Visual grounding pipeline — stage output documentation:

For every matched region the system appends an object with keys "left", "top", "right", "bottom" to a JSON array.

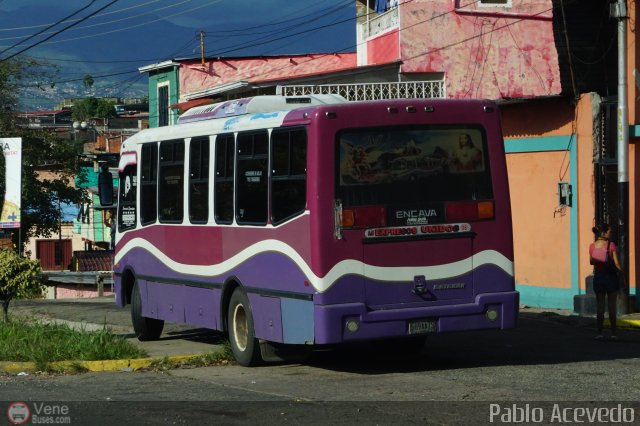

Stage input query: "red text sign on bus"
[{"left": 365, "top": 223, "right": 471, "bottom": 239}]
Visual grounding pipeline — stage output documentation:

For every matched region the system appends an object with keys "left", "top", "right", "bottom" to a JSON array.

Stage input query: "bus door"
[{"left": 337, "top": 126, "right": 493, "bottom": 308}]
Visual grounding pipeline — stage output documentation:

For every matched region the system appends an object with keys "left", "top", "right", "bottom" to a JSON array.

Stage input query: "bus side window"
[
  {"left": 189, "top": 136, "right": 209, "bottom": 224},
  {"left": 158, "top": 140, "right": 185, "bottom": 223},
  {"left": 271, "top": 128, "right": 307, "bottom": 225},
  {"left": 236, "top": 131, "right": 268, "bottom": 225},
  {"left": 214, "top": 134, "right": 235, "bottom": 224},
  {"left": 140, "top": 143, "right": 158, "bottom": 225}
]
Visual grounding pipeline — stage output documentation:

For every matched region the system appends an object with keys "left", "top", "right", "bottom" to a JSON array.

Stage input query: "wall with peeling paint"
[
  {"left": 179, "top": 54, "right": 357, "bottom": 101},
  {"left": 392, "top": 0, "right": 561, "bottom": 99}
]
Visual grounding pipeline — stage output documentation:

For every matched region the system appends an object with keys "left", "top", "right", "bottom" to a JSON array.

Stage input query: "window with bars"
[{"left": 158, "top": 85, "right": 169, "bottom": 127}]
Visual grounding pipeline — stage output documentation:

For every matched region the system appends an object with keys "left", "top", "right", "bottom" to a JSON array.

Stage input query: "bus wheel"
[
  {"left": 228, "top": 288, "right": 262, "bottom": 366},
  {"left": 131, "top": 279, "right": 164, "bottom": 341}
]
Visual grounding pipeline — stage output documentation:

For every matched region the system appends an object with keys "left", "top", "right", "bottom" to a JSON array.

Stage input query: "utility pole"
[
  {"left": 200, "top": 30, "right": 205, "bottom": 68},
  {"left": 612, "top": 0, "right": 630, "bottom": 313}
]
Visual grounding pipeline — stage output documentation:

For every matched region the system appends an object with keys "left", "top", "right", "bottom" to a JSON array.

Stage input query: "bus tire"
[
  {"left": 228, "top": 288, "right": 262, "bottom": 366},
  {"left": 131, "top": 279, "right": 164, "bottom": 341}
]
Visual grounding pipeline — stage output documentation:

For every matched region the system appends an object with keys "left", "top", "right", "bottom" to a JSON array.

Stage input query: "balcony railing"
[
  {"left": 279, "top": 81, "right": 446, "bottom": 102},
  {"left": 365, "top": 6, "right": 399, "bottom": 39}
]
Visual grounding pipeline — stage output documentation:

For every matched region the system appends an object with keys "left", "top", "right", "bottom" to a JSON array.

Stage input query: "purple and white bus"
[{"left": 102, "top": 95, "right": 518, "bottom": 366}]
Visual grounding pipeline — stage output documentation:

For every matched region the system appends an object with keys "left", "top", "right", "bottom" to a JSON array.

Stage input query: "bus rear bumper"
[{"left": 314, "top": 291, "right": 519, "bottom": 345}]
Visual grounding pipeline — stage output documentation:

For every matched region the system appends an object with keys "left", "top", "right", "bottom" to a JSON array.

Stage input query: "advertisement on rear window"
[
  {"left": 339, "top": 128, "right": 485, "bottom": 186},
  {"left": 337, "top": 127, "right": 493, "bottom": 221}
]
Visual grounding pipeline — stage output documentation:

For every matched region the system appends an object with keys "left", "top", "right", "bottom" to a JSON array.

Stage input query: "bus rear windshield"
[{"left": 337, "top": 126, "right": 493, "bottom": 221}]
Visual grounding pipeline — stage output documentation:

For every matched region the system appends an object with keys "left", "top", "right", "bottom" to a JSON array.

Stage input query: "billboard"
[{"left": 0, "top": 138, "right": 21, "bottom": 229}]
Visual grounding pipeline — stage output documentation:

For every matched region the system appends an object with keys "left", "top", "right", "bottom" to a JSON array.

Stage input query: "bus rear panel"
[{"left": 306, "top": 99, "right": 517, "bottom": 344}]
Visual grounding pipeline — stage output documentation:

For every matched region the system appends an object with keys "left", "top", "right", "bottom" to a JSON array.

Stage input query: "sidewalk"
[
  {"left": 520, "top": 305, "right": 640, "bottom": 329},
  {"left": 3, "top": 297, "right": 225, "bottom": 373}
]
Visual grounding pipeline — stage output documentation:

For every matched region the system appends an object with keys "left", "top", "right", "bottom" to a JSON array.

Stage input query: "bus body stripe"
[{"left": 115, "top": 238, "right": 513, "bottom": 293}]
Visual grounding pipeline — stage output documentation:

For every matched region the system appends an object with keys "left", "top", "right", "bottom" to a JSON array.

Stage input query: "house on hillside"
[
  {"left": 14, "top": 109, "right": 73, "bottom": 129},
  {"left": 137, "top": 0, "right": 640, "bottom": 311}
]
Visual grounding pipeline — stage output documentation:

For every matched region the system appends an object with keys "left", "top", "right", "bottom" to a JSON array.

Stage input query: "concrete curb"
[
  {"left": 614, "top": 317, "right": 640, "bottom": 329},
  {"left": 0, "top": 354, "right": 208, "bottom": 374}
]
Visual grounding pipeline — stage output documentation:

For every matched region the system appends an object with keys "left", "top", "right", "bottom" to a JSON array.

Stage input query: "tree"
[
  {"left": 17, "top": 128, "right": 88, "bottom": 253},
  {"left": 0, "top": 57, "right": 88, "bottom": 253},
  {"left": 0, "top": 248, "right": 44, "bottom": 322},
  {"left": 0, "top": 60, "right": 20, "bottom": 132},
  {"left": 0, "top": 57, "right": 59, "bottom": 135},
  {"left": 83, "top": 74, "right": 94, "bottom": 92},
  {"left": 72, "top": 97, "right": 116, "bottom": 121}
]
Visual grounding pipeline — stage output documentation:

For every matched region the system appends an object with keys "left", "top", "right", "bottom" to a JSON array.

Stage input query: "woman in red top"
[{"left": 589, "top": 224, "right": 622, "bottom": 340}]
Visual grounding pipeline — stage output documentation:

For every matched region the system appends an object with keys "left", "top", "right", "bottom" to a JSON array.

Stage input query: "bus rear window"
[{"left": 337, "top": 126, "right": 493, "bottom": 224}]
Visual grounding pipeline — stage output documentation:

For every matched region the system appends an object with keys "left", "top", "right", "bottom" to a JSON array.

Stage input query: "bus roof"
[
  {"left": 178, "top": 94, "right": 347, "bottom": 124},
  {"left": 122, "top": 97, "right": 500, "bottom": 152}
]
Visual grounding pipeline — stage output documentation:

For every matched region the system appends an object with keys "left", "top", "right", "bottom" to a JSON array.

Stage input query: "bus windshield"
[{"left": 337, "top": 125, "right": 493, "bottom": 223}]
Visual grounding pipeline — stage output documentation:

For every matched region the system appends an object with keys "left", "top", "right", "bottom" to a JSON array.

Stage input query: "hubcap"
[{"left": 232, "top": 303, "right": 248, "bottom": 351}]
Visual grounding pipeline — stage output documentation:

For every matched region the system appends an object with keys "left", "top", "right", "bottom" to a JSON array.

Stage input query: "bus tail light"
[
  {"left": 446, "top": 200, "right": 494, "bottom": 222},
  {"left": 342, "top": 206, "right": 386, "bottom": 229}
]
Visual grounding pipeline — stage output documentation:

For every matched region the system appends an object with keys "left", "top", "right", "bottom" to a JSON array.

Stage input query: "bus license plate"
[{"left": 408, "top": 319, "right": 436, "bottom": 335}]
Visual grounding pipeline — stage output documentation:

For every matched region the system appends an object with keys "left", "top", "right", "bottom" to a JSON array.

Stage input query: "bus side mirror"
[{"left": 98, "top": 171, "right": 114, "bottom": 206}]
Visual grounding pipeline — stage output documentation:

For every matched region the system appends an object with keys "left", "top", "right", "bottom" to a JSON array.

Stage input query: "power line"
[
  {"left": 204, "top": 9, "right": 355, "bottom": 57},
  {"left": 0, "top": 0, "right": 163, "bottom": 32},
  {"left": 22, "top": 0, "right": 350, "bottom": 64},
  {"left": 22, "top": 0, "right": 564, "bottom": 99},
  {"left": 24, "top": 0, "right": 221, "bottom": 47},
  {"left": 17, "top": 69, "right": 138, "bottom": 88},
  {"left": 0, "top": 0, "right": 121, "bottom": 62},
  {"left": 29, "top": 34, "right": 199, "bottom": 65},
  {"left": 18, "top": 1, "right": 356, "bottom": 88},
  {"left": 200, "top": 1, "right": 353, "bottom": 57},
  {"left": 203, "top": 0, "right": 352, "bottom": 36},
  {"left": 0, "top": 0, "right": 98, "bottom": 56},
  {"left": 19, "top": 0, "right": 449, "bottom": 90},
  {"left": 0, "top": 0, "right": 196, "bottom": 42}
]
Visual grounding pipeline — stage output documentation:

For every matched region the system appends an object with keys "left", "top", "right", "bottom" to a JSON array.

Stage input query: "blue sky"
[{"left": 0, "top": 0, "right": 355, "bottom": 108}]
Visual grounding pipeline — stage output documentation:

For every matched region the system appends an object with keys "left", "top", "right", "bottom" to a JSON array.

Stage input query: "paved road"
[{"left": 2, "top": 300, "right": 640, "bottom": 424}]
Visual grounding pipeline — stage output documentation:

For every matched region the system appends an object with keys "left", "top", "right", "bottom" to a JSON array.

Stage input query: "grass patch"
[{"left": 0, "top": 319, "right": 146, "bottom": 368}]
